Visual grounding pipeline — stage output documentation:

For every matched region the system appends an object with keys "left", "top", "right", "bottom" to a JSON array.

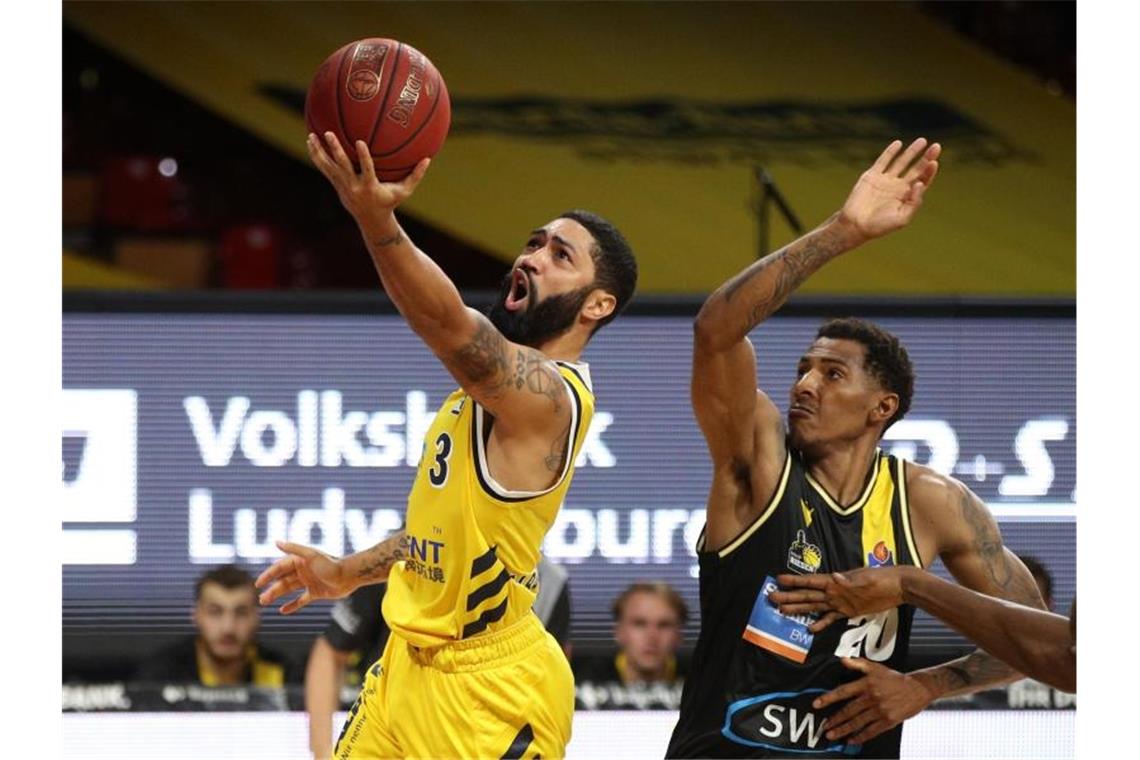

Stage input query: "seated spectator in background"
[
  {"left": 575, "top": 581, "right": 689, "bottom": 710},
  {"left": 1018, "top": 554, "right": 1055, "bottom": 611},
  {"left": 305, "top": 557, "right": 572, "bottom": 759},
  {"left": 136, "top": 564, "right": 293, "bottom": 687}
]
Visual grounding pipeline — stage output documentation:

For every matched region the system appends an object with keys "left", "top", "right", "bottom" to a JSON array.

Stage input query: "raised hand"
[
  {"left": 838, "top": 138, "right": 941, "bottom": 243},
  {"left": 772, "top": 566, "right": 911, "bottom": 633},
  {"left": 306, "top": 131, "right": 430, "bottom": 230},
  {"left": 255, "top": 540, "right": 356, "bottom": 615}
]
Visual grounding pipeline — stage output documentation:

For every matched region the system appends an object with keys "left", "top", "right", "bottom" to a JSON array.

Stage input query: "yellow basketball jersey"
[{"left": 382, "top": 361, "right": 595, "bottom": 647}]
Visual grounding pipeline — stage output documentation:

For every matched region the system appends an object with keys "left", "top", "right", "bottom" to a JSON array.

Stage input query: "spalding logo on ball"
[{"left": 305, "top": 38, "right": 451, "bottom": 181}]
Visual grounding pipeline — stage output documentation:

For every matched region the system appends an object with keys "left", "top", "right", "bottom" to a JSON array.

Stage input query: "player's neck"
[
  {"left": 534, "top": 328, "right": 587, "bottom": 363},
  {"left": 803, "top": 439, "right": 880, "bottom": 507}
]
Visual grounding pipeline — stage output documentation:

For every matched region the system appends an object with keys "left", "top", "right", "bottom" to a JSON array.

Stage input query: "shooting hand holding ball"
[{"left": 306, "top": 132, "right": 430, "bottom": 237}]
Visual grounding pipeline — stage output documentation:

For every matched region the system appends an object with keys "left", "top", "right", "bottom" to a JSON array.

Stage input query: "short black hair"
[
  {"left": 1018, "top": 554, "right": 1054, "bottom": 603},
  {"left": 194, "top": 564, "right": 255, "bottom": 601},
  {"left": 816, "top": 317, "right": 915, "bottom": 432},
  {"left": 557, "top": 209, "right": 638, "bottom": 333}
]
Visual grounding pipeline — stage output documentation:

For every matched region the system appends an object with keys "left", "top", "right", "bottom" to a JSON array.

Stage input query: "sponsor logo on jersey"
[
  {"left": 801, "top": 499, "right": 814, "bottom": 528},
  {"left": 722, "top": 688, "right": 862, "bottom": 754},
  {"left": 787, "top": 529, "right": 822, "bottom": 574},
  {"left": 867, "top": 540, "right": 894, "bottom": 567},
  {"left": 742, "top": 576, "right": 818, "bottom": 664}
]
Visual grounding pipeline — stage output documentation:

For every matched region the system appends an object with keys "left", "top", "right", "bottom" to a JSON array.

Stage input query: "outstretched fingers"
[
  {"left": 398, "top": 158, "right": 432, "bottom": 194},
  {"left": 255, "top": 554, "right": 297, "bottom": 589},
  {"left": 871, "top": 140, "right": 904, "bottom": 173},
  {"left": 280, "top": 590, "right": 314, "bottom": 615},
  {"left": 808, "top": 610, "right": 845, "bottom": 634},
  {"left": 355, "top": 140, "right": 377, "bottom": 181},
  {"left": 323, "top": 131, "right": 356, "bottom": 174},
  {"left": 888, "top": 137, "right": 929, "bottom": 177},
  {"left": 776, "top": 573, "right": 831, "bottom": 591},
  {"left": 306, "top": 133, "right": 339, "bottom": 181},
  {"left": 905, "top": 143, "right": 942, "bottom": 181},
  {"left": 258, "top": 574, "right": 303, "bottom": 607}
]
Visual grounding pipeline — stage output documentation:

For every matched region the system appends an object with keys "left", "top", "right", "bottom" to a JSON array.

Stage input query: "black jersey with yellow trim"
[{"left": 667, "top": 447, "right": 920, "bottom": 759}]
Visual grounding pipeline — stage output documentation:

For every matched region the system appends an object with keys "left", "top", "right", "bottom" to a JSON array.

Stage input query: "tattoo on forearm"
[
  {"left": 356, "top": 531, "right": 410, "bottom": 581},
  {"left": 933, "top": 649, "right": 1019, "bottom": 694},
  {"left": 720, "top": 222, "right": 844, "bottom": 334},
  {"left": 371, "top": 230, "right": 405, "bottom": 248}
]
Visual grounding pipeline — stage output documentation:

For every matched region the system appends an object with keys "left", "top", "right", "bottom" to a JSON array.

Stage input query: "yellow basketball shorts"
[{"left": 333, "top": 612, "right": 574, "bottom": 759}]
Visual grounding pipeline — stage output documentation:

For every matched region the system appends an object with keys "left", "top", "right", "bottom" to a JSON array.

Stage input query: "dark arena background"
[{"left": 61, "top": 2, "right": 1075, "bottom": 758}]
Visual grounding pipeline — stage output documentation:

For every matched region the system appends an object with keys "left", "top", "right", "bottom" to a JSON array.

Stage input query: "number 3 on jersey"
[
  {"left": 834, "top": 608, "right": 899, "bottom": 661},
  {"left": 428, "top": 432, "right": 453, "bottom": 487}
]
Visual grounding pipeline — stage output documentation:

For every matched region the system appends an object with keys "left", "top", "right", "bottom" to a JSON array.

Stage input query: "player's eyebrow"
[
  {"left": 550, "top": 235, "right": 577, "bottom": 253},
  {"left": 528, "top": 230, "right": 578, "bottom": 255},
  {"left": 798, "top": 355, "right": 850, "bottom": 367}
]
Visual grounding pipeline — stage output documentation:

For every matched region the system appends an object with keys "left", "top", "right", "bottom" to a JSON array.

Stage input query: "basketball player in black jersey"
[{"left": 666, "top": 138, "right": 1047, "bottom": 758}]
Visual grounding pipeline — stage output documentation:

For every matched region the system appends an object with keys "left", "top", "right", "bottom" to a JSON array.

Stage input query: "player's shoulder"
[
  {"left": 904, "top": 459, "right": 994, "bottom": 532},
  {"left": 904, "top": 460, "right": 975, "bottom": 513}
]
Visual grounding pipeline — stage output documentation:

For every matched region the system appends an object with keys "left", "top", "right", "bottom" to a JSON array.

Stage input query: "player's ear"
[
  {"left": 870, "top": 393, "right": 899, "bottom": 426},
  {"left": 581, "top": 288, "right": 616, "bottom": 327}
]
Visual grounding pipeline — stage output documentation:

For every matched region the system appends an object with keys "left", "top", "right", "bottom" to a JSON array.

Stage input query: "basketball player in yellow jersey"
[{"left": 257, "top": 133, "right": 637, "bottom": 759}]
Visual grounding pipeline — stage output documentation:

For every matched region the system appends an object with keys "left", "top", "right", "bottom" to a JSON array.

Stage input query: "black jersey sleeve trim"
[
  {"left": 897, "top": 458, "right": 924, "bottom": 569},
  {"left": 471, "top": 374, "right": 583, "bottom": 504},
  {"left": 715, "top": 451, "right": 793, "bottom": 559}
]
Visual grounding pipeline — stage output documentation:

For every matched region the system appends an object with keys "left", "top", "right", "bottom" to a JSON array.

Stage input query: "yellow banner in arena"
[{"left": 65, "top": 1, "right": 1074, "bottom": 295}]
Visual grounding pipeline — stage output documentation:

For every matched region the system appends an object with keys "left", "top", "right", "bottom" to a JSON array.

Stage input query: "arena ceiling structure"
[{"left": 64, "top": 1, "right": 1074, "bottom": 296}]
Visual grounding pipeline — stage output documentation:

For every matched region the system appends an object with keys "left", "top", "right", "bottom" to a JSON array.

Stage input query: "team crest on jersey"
[
  {"left": 787, "top": 529, "right": 822, "bottom": 574},
  {"left": 867, "top": 540, "right": 894, "bottom": 567}
]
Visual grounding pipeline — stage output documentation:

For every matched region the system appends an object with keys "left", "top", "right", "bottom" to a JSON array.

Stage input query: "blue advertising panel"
[{"left": 62, "top": 309, "right": 1075, "bottom": 653}]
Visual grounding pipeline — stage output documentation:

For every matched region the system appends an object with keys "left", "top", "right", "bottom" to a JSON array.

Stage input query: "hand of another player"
[
  {"left": 837, "top": 138, "right": 940, "bottom": 243},
  {"left": 814, "top": 658, "right": 936, "bottom": 746},
  {"left": 772, "top": 567, "right": 910, "bottom": 633},
  {"left": 256, "top": 540, "right": 355, "bottom": 615},
  {"left": 306, "top": 131, "right": 430, "bottom": 229}
]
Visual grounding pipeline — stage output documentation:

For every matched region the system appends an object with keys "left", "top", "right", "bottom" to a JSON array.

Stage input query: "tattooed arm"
[
  {"left": 256, "top": 531, "right": 410, "bottom": 615},
  {"left": 905, "top": 466, "right": 1051, "bottom": 699},
  {"left": 305, "top": 126, "right": 571, "bottom": 443},
  {"left": 773, "top": 567, "right": 1075, "bottom": 692},
  {"left": 692, "top": 138, "right": 940, "bottom": 549}
]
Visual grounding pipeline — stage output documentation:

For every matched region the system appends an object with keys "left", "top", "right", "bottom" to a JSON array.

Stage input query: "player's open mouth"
[{"left": 505, "top": 269, "right": 531, "bottom": 312}]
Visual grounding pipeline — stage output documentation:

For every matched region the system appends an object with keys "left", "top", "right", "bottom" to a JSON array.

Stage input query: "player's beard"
[{"left": 486, "top": 274, "right": 592, "bottom": 347}]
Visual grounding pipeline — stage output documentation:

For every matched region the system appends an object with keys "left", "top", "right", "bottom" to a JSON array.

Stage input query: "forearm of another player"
[
  {"left": 306, "top": 637, "right": 350, "bottom": 759},
  {"left": 693, "top": 215, "right": 863, "bottom": 353},
  {"left": 341, "top": 530, "right": 410, "bottom": 587},
  {"left": 903, "top": 572, "right": 1075, "bottom": 694}
]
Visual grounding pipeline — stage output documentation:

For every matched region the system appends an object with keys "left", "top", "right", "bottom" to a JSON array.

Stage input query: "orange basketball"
[{"left": 304, "top": 38, "right": 451, "bottom": 181}]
